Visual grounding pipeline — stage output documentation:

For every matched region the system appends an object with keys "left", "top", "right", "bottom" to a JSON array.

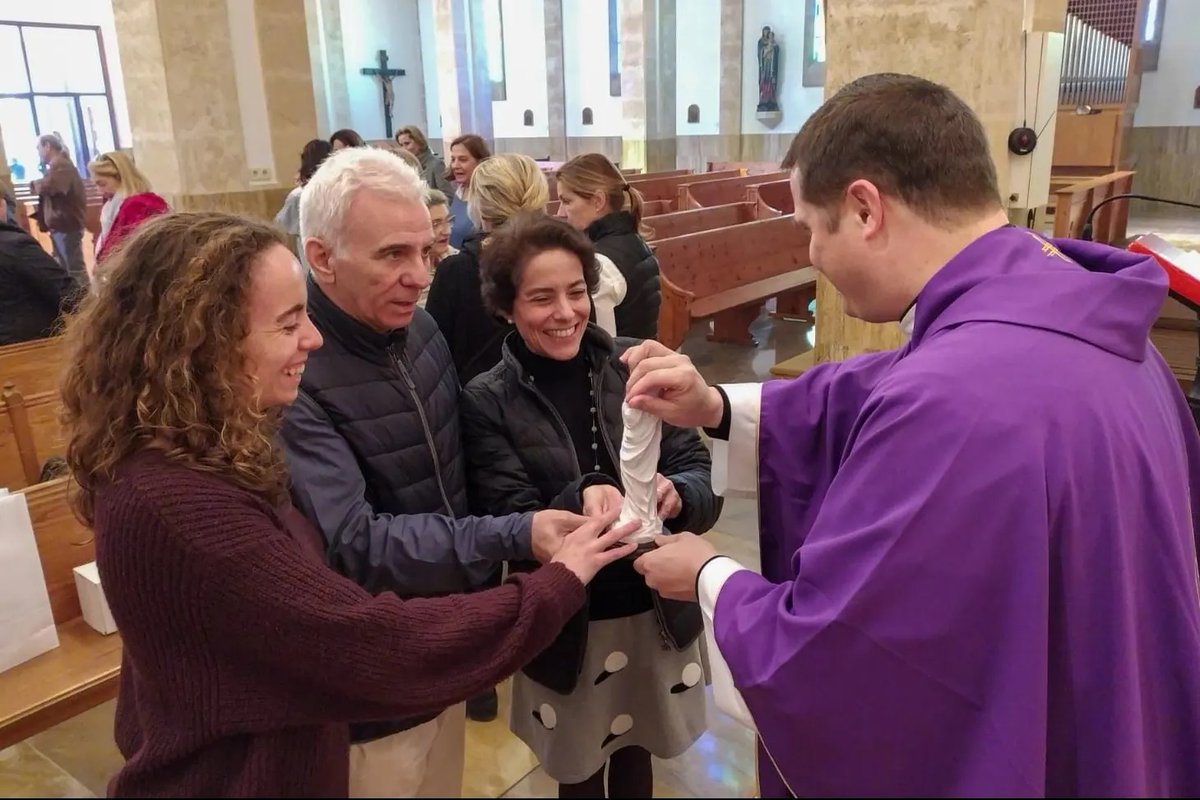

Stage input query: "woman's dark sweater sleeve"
[{"left": 130, "top": 485, "right": 585, "bottom": 727}]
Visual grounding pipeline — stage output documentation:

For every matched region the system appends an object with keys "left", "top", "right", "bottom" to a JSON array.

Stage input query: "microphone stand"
[{"left": 1087, "top": 194, "right": 1200, "bottom": 429}]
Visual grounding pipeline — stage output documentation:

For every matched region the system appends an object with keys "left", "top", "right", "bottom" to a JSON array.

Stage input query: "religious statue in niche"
[{"left": 756, "top": 26, "right": 783, "bottom": 127}]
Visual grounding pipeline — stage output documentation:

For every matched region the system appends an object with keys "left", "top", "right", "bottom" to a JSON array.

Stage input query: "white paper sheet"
[{"left": 0, "top": 492, "right": 60, "bottom": 673}]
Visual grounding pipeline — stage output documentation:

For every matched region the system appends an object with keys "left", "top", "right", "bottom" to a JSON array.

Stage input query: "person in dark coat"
[
  {"left": 460, "top": 213, "right": 721, "bottom": 799},
  {"left": 555, "top": 153, "right": 662, "bottom": 340},
  {"left": 0, "top": 218, "right": 77, "bottom": 345}
]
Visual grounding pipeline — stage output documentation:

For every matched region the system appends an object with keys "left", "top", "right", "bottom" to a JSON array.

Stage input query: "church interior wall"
[
  {"left": 1, "top": 1, "right": 133, "bottom": 150},
  {"left": 1128, "top": 0, "right": 1200, "bottom": 209},
  {"left": 739, "top": 0, "right": 823, "bottom": 135},
  {"left": 339, "top": 0, "right": 429, "bottom": 141},
  {"left": 674, "top": 0, "right": 721, "bottom": 136},
  {"left": 491, "top": 0, "right": 551, "bottom": 139},
  {"left": 563, "top": 0, "right": 624, "bottom": 138}
]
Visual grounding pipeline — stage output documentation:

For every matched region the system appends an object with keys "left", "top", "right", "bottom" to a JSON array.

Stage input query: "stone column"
[
  {"left": 544, "top": 0, "right": 568, "bottom": 161},
  {"left": 304, "top": 0, "right": 351, "bottom": 137},
  {"left": 717, "top": 0, "right": 744, "bottom": 159},
  {"left": 256, "top": 0, "right": 320, "bottom": 190},
  {"left": 814, "top": 0, "right": 1027, "bottom": 364},
  {"left": 619, "top": 0, "right": 676, "bottom": 172},
  {"left": 431, "top": 0, "right": 494, "bottom": 150},
  {"left": 111, "top": 0, "right": 314, "bottom": 219}
]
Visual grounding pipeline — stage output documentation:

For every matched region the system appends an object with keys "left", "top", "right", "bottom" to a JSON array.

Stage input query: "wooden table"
[{"left": 0, "top": 618, "right": 122, "bottom": 750}]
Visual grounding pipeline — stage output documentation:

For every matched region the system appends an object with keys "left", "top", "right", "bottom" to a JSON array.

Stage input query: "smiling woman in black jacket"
[
  {"left": 460, "top": 213, "right": 720, "bottom": 799},
  {"left": 555, "top": 153, "right": 661, "bottom": 340}
]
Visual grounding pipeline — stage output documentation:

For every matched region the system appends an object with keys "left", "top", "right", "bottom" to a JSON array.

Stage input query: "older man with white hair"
[{"left": 281, "top": 147, "right": 607, "bottom": 797}]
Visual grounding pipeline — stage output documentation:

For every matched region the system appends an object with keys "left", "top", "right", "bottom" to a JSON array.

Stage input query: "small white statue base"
[{"left": 616, "top": 402, "right": 663, "bottom": 545}]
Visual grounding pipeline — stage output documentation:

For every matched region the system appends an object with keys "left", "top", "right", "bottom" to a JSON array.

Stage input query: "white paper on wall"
[
  {"left": 0, "top": 491, "right": 60, "bottom": 673},
  {"left": 616, "top": 402, "right": 664, "bottom": 544}
]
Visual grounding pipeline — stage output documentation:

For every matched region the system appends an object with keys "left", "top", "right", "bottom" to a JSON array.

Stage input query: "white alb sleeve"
[
  {"left": 710, "top": 383, "right": 762, "bottom": 498},
  {"left": 698, "top": 556, "right": 756, "bottom": 730}
]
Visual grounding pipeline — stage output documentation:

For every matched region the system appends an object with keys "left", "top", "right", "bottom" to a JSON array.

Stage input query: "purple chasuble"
[{"left": 717, "top": 226, "right": 1200, "bottom": 797}]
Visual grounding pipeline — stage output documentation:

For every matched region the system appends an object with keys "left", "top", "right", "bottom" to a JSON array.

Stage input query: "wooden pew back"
[
  {"left": 647, "top": 203, "right": 757, "bottom": 240},
  {"left": 652, "top": 216, "right": 811, "bottom": 299},
  {"left": 706, "top": 161, "right": 780, "bottom": 175},
  {"left": 747, "top": 180, "right": 794, "bottom": 217},
  {"left": 677, "top": 172, "right": 789, "bottom": 210},
  {"left": 17, "top": 478, "right": 93, "bottom": 625},
  {"left": 1052, "top": 170, "right": 1135, "bottom": 244},
  {"left": 1, "top": 386, "right": 65, "bottom": 489},
  {"left": 0, "top": 337, "right": 67, "bottom": 397},
  {"left": 626, "top": 170, "right": 738, "bottom": 203}
]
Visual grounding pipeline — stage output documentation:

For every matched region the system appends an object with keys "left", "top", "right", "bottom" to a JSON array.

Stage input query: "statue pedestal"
[{"left": 755, "top": 110, "right": 783, "bottom": 128}]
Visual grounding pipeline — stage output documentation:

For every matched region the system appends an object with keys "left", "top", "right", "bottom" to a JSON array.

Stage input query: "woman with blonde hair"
[
  {"left": 87, "top": 150, "right": 169, "bottom": 264},
  {"left": 395, "top": 124, "right": 454, "bottom": 195},
  {"left": 426, "top": 153, "right": 625, "bottom": 386},
  {"left": 556, "top": 153, "right": 661, "bottom": 339},
  {"left": 58, "top": 211, "right": 635, "bottom": 796}
]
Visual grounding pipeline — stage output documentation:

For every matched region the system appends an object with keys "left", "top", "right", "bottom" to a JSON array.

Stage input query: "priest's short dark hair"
[{"left": 783, "top": 73, "right": 1001, "bottom": 227}]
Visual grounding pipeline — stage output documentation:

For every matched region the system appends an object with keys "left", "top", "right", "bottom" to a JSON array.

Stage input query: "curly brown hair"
[
  {"left": 60, "top": 212, "right": 292, "bottom": 525},
  {"left": 479, "top": 212, "right": 599, "bottom": 317}
]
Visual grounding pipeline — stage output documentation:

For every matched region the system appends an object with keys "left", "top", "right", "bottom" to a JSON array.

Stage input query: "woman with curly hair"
[{"left": 58, "top": 211, "right": 635, "bottom": 797}]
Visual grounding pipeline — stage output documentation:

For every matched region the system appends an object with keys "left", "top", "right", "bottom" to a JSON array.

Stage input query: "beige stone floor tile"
[
  {"left": 26, "top": 701, "right": 121, "bottom": 798},
  {"left": 0, "top": 742, "right": 94, "bottom": 798}
]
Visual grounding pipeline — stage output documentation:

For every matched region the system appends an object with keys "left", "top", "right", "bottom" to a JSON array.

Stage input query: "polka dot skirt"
[{"left": 511, "top": 609, "right": 708, "bottom": 785}]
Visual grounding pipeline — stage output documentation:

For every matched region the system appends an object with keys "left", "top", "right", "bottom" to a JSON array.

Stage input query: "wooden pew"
[
  {"left": 0, "top": 478, "right": 122, "bottom": 750},
  {"left": 0, "top": 337, "right": 66, "bottom": 397},
  {"left": 647, "top": 203, "right": 758, "bottom": 240},
  {"left": 1051, "top": 171, "right": 1135, "bottom": 245},
  {"left": 653, "top": 217, "right": 815, "bottom": 349},
  {"left": 643, "top": 200, "right": 674, "bottom": 217},
  {"left": 706, "top": 161, "right": 780, "bottom": 175},
  {"left": 676, "top": 172, "right": 789, "bottom": 210},
  {"left": 626, "top": 170, "right": 739, "bottom": 205},
  {"left": 1, "top": 385, "right": 66, "bottom": 490},
  {"left": 742, "top": 180, "right": 811, "bottom": 319},
  {"left": 747, "top": 180, "right": 794, "bottom": 217}
]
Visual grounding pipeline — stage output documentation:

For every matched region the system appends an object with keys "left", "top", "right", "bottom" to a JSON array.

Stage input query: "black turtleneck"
[{"left": 511, "top": 336, "right": 619, "bottom": 481}]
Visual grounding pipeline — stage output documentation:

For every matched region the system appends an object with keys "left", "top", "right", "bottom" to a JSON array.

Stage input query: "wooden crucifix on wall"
[{"left": 361, "top": 49, "right": 406, "bottom": 139}]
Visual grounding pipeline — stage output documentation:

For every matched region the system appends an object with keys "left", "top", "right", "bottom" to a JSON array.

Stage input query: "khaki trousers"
[{"left": 348, "top": 703, "right": 466, "bottom": 797}]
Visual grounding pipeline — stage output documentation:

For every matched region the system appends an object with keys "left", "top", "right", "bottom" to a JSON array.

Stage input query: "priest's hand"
[
  {"left": 531, "top": 509, "right": 601, "bottom": 563},
  {"left": 622, "top": 340, "right": 724, "bottom": 429},
  {"left": 655, "top": 474, "right": 682, "bottom": 520},
  {"left": 583, "top": 483, "right": 624, "bottom": 518},
  {"left": 633, "top": 533, "right": 718, "bottom": 602}
]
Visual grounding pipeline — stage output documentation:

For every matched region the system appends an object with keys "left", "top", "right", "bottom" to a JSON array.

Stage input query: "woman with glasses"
[{"left": 419, "top": 189, "right": 459, "bottom": 308}]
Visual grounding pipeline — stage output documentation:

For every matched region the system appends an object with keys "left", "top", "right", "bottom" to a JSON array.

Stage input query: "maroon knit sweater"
[{"left": 95, "top": 451, "right": 585, "bottom": 797}]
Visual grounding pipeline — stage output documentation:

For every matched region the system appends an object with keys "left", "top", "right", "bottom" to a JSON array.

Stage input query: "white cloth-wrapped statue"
[{"left": 616, "top": 402, "right": 663, "bottom": 545}]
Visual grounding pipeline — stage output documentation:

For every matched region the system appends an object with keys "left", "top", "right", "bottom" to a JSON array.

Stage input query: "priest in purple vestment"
[{"left": 627, "top": 73, "right": 1200, "bottom": 798}]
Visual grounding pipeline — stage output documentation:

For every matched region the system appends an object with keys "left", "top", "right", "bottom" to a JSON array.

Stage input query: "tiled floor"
[{"left": 0, "top": 312, "right": 808, "bottom": 799}]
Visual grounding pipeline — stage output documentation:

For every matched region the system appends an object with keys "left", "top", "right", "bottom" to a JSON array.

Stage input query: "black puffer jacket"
[
  {"left": 425, "top": 233, "right": 514, "bottom": 385},
  {"left": 460, "top": 325, "right": 722, "bottom": 693},
  {"left": 0, "top": 221, "right": 76, "bottom": 345},
  {"left": 587, "top": 212, "right": 661, "bottom": 340},
  {"left": 282, "top": 281, "right": 534, "bottom": 741}
]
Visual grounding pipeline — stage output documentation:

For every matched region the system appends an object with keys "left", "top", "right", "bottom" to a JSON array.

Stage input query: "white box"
[{"left": 73, "top": 562, "right": 118, "bottom": 635}]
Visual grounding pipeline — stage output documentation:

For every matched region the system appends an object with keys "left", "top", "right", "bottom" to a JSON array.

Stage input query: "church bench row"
[
  {"left": 626, "top": 170, "right": 740, "bottom": 204},
  {"left": 1, "top": 385, "right": 65, "bottom": 491},
  {"left": 0, "top": 337, "right": 66, "bottom": 398},
  {"left": 676, "top": 172, "right": 790, "bottom": 211},
  {"left": 653, "top": 216, "right": 815, "bottom": 350},
  {"left": 706, "top": 161, "right": 782, "bottom": 176},
  {"left": 0, "top": 477, "right": 122, "bottom": 750},
  {"left": 1051, "top": 170, "right": 1135, "bottom": 245}
]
